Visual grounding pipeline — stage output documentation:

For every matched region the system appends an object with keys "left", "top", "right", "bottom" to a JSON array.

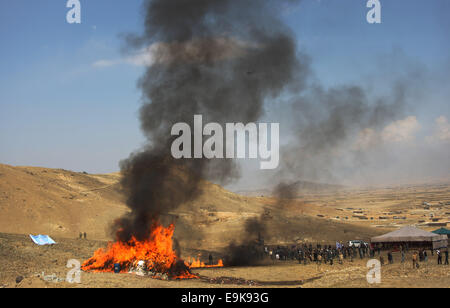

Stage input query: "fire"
[
  {"left": 186, "top": 257, "right": 224, "bottom": 268},
  {"left": 81, "top": 222, "right": 197, "bottom": 279}
]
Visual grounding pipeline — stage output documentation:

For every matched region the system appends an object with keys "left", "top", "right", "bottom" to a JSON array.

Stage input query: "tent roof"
[
  {"left": 371, "top": 226, "right": 441, "bottom": 243},
  {"left": 432, "top": 228, "right": 450, "bottom": 235}
]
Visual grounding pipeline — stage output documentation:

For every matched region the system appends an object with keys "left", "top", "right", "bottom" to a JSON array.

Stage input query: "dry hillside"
[
  {"left": 0, "top": 164, "right": 125, "bottom": 240},
  {"left": 0, "top": 163, "right": 386, "bottom": 251}
]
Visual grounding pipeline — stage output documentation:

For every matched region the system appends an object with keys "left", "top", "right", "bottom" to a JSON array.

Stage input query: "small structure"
[
  {"left": 432, "top": 228, "right": 450, "bottom": 239},
  {"left": 371, "top": 226, "right": 447, "bottom": 250}
]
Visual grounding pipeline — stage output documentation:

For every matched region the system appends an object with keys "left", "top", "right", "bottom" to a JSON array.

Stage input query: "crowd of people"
[
  {"left": 393, "top": 245, "right": 449, "bottom": 268},
  {"left": 263, "top": 242, "right": 449, "bottom": 268},
  {"left": 265, "top": 242, "right": 373, "bottom": 265}
]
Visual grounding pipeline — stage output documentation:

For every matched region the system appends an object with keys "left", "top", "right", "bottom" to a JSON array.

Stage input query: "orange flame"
[
  {"left": 81, "top": 222, "right": 197, "bottom": 279},
  {"left": 186, "top": 257, "right": 224, "bottom": 268}
]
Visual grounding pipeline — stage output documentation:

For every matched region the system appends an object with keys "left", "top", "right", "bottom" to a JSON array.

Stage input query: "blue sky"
[{"left": 0, "top": 0, "right": 449, "bottom": 181}]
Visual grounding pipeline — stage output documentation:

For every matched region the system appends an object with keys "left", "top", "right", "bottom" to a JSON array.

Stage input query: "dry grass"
[
  {"left": 2, "top": 233, "right": 448, "bottom": 288},
  {"left": 1, "top": 163, "right": 449, "bottom": 288}
]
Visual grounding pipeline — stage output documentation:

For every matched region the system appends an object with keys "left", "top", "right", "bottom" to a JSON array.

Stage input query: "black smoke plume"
[
  {"left": 225, "top": 216, "right": 268, "bottom": 266},
  {"left": 114, "top": 0, "right": 304, "bottom": 242},
  {"left": 113, "top": 0, "right": 410, "bottom": 267},
  {"left": 275, "top": 82, "right": 408, "bottom": 188}
]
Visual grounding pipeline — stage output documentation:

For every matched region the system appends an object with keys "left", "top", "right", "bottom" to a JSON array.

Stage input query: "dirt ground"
[
  {"left": 1, "top": 164, "right": 449, "bottom": 288},
  {"left": 1, "top": 233, "right": 448, "bottom": 288}
]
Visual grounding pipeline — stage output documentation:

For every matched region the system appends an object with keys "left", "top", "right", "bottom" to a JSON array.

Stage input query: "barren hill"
[
  {"left": 0, "top": 164, "right": 125, "bottom": 240},
  {"left": 0, "top": 164, "right": 383, "bottom": 250}
]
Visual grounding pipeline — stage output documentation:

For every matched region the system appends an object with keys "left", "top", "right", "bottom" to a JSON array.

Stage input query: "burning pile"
[
  {"left": 81, "top": 221, "right": 222, "bottom": 279},
  {"left": 82, "top": 0, "right": 306, "bottom": 274}
]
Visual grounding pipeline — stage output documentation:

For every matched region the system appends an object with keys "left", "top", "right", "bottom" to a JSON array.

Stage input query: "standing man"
[
  {"left": 412, "top": 251, "right": 418, "bottom": 269},
  {"left": 387, "top": 251, "right": 393, "bottom": 264},
  {"left": 444, "top": 249, "right": 449, "bottom": 265},
  {"left": 317, "top": 253, "right": 322, "bottom": 271},
  {"left": 208, "top": 254, "right": 213, "bottom": 266},
  {"left": 437, "top": 249, "right": 442, "bottom": 265}
]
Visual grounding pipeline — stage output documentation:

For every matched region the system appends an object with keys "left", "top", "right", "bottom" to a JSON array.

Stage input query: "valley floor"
[{"left": 1, "top": 233, "right": 448, "bottom": 288}]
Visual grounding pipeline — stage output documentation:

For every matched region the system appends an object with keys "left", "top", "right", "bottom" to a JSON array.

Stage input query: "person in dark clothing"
[
  {"left": 412, "top": 251, "right": 418, "bottom": 269},
  {"left": 83, "top": 232, "right": 87, "bottom": 239},
  {"left": 445, "top": 250, "right": 449, "bottom": 265},
  {"left": 437, "top": 250, "right": 442, "bottom": 265},
  {"left": 387, "top": 251, "right": 393, "bottom": 264},
  {"left": 209, "top": 254, "right": 213, "bottom": 266},
  {"left": 79, "top": 232, "right": 83, "bottom": 239}
]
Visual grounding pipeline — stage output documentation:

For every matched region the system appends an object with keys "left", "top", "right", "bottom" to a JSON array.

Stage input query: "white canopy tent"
[{"left": 371, "top": 226, "right": 447, "bottom": 249}]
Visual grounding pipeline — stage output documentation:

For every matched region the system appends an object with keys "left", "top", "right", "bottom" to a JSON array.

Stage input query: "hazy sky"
[{"left": 0, "top": 0, "right": 449, "bottom": 189}]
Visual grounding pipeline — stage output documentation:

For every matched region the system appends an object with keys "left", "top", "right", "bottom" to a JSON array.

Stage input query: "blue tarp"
[{"left": 29, "top": 234, "right": 56, "bottom": 245}]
